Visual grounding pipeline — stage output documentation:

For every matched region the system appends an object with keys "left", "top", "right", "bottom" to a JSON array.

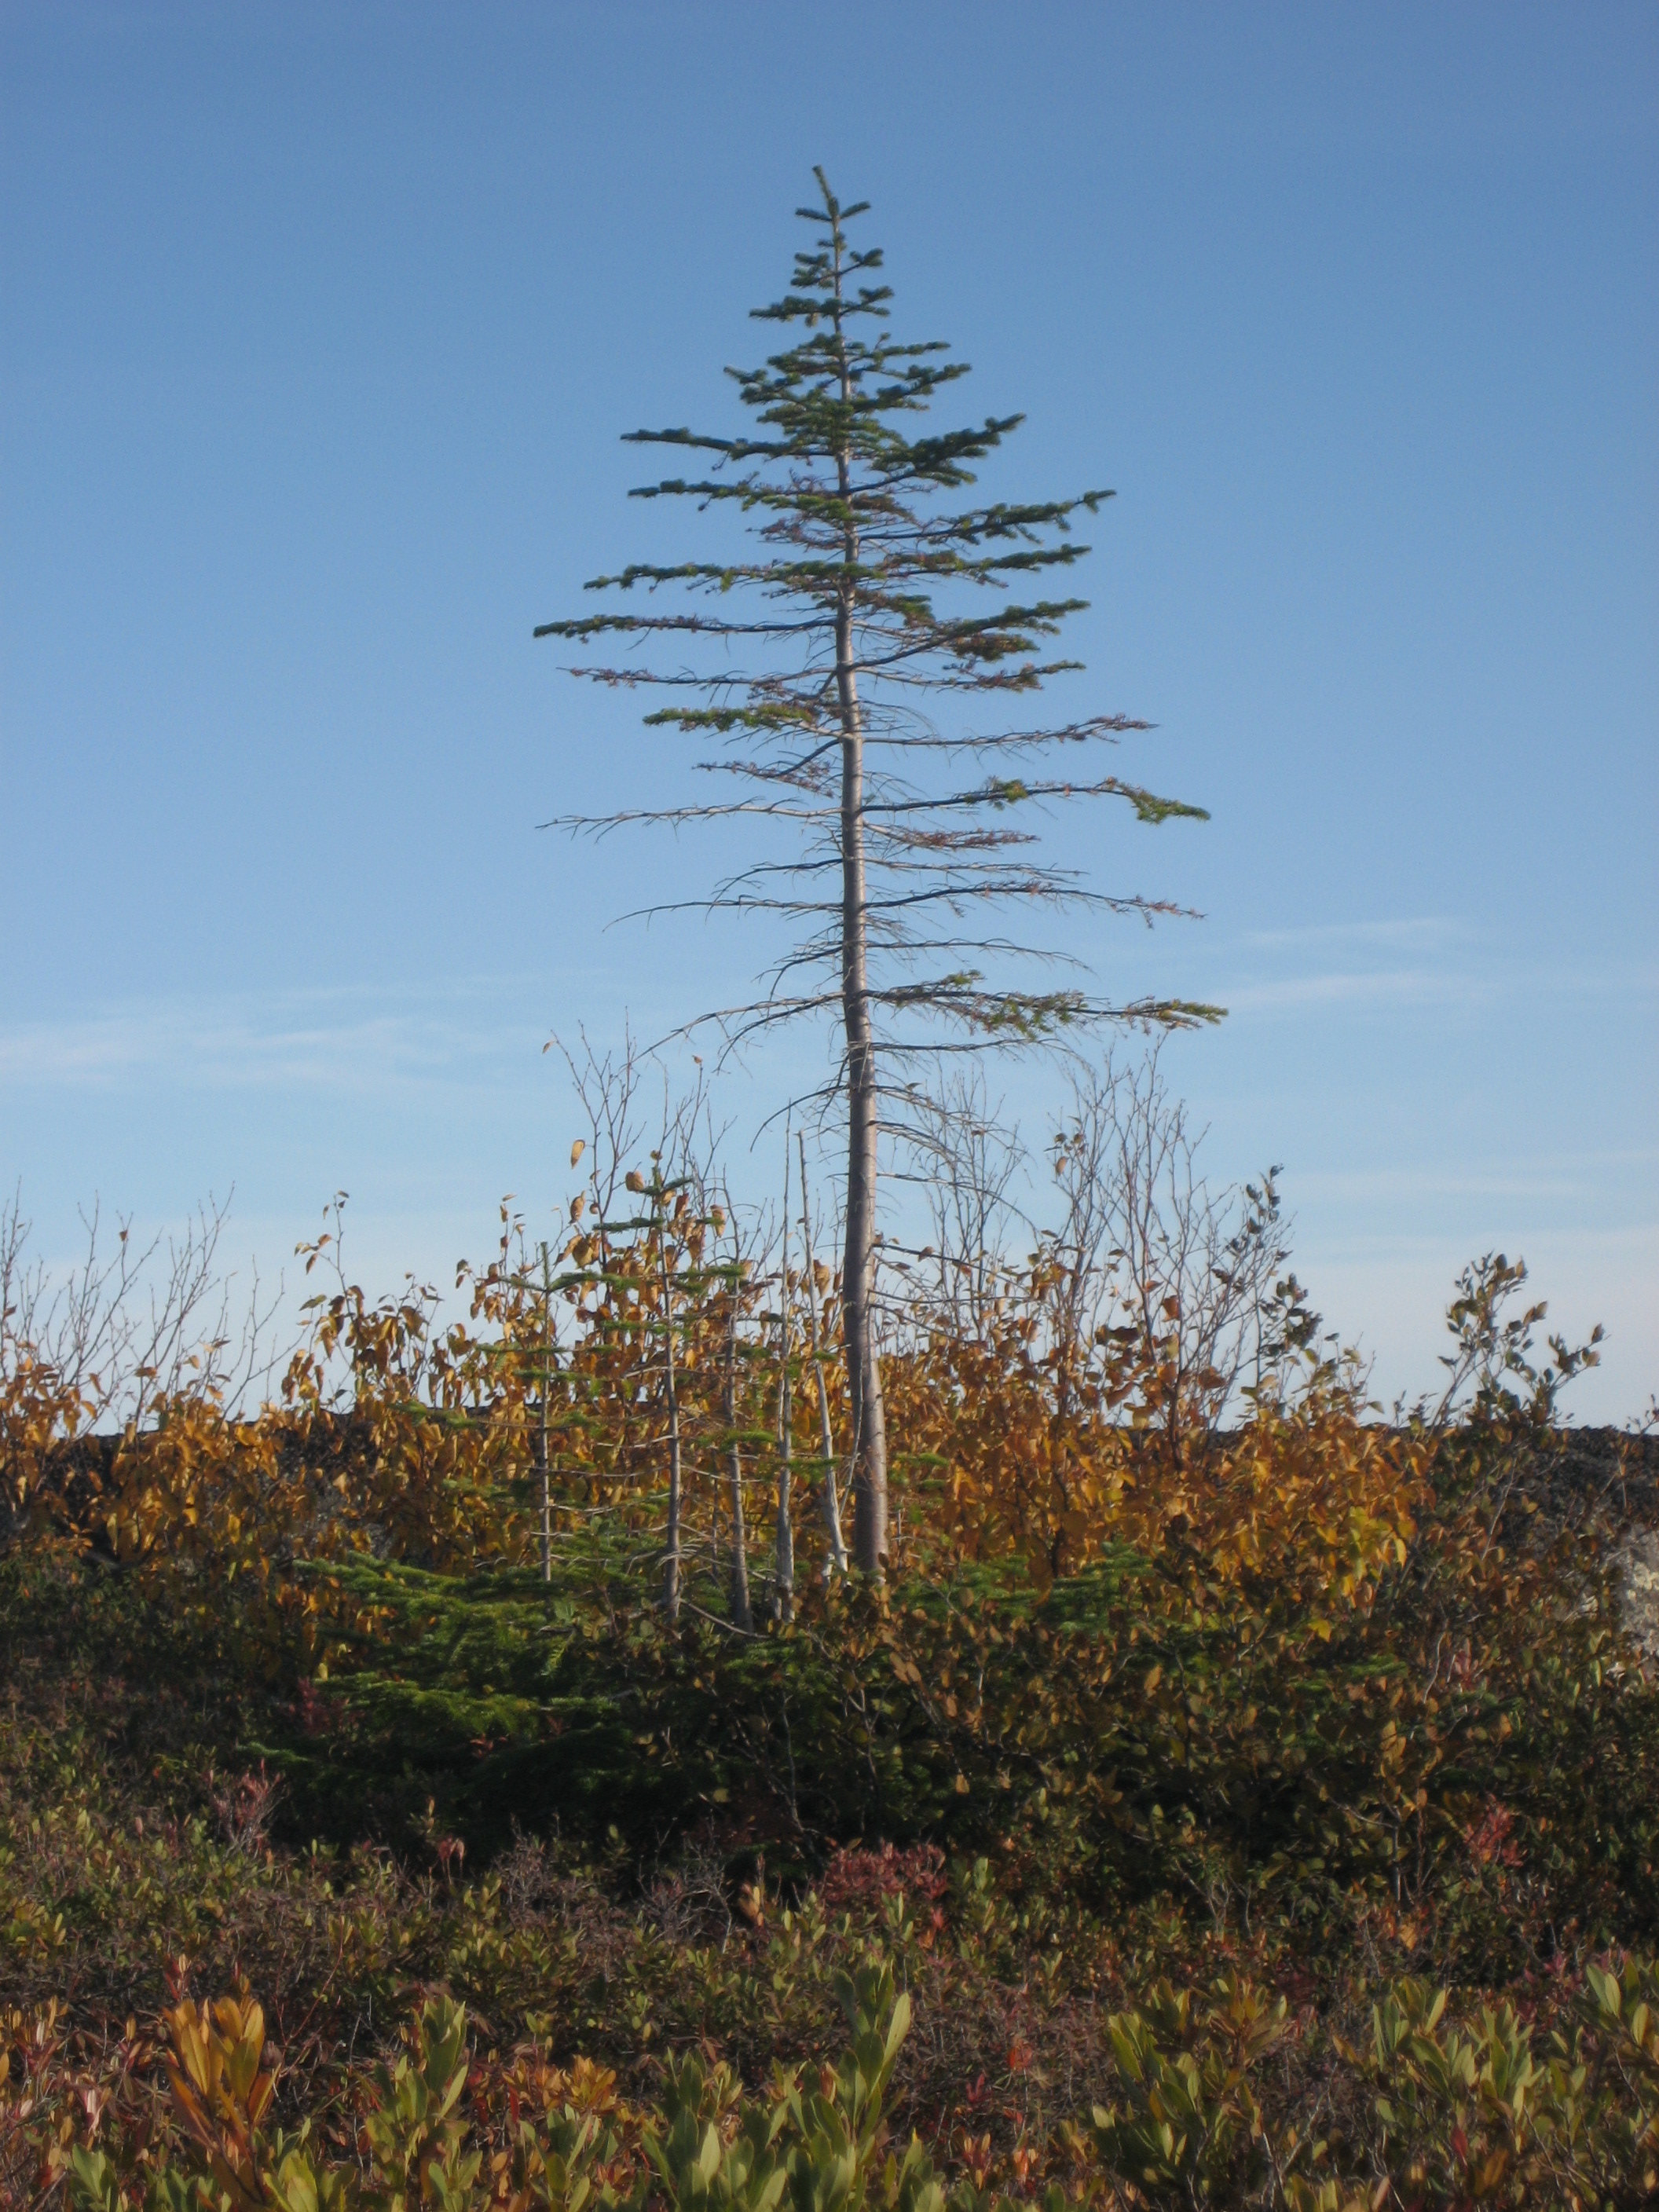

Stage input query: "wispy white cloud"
[
  {"left": 1242, "top": 914, "right": 1466, "bottom": 952},
  {"left": 1291, "top": 1157, "right": 1659, "bottom": 1207},
  {"left": 1218, "top": 952, "right": 1657, "bottom": 1019},
  {"left": 1224, "top": 965, "right": 1492, "bottom": 1013},
  {"left": 0, "top": 982, "right": 552, "bottom": 1096}
]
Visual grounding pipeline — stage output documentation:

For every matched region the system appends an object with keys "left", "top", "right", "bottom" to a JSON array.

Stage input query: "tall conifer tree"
[{"left": 538, "top": 173, "right": 1215, "bottom": 1575}]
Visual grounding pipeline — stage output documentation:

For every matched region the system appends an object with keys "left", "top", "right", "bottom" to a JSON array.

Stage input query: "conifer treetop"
[{"left": 537, "top": 167, "right": 1218, "bottom": 1080}]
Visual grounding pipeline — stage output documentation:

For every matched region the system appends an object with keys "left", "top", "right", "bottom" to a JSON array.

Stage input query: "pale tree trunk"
[
  {"left": 798, "top": 1131, "right": 848, "bottom": 1578},
  {"left": 835, "top": 564, "right": 888, "bottom": 1573},
  {"left": 774, "top": 1382, "right": 794, "bottom": 1621},
  {"left": 725, "top": 1300, "right": 753, "bottom": 1631},
  {"left": 658, "top": 1224, "right": 683, "bottom": 1621},
  {"left": 773, "top": 1139, "right": 794, "bottom": 1621},
  {"left": 832, "top": 270, "right": 888, "bottom": 1574},
  {"left": 537, "top": 1243, "right": 553, "bottom": 1584}
]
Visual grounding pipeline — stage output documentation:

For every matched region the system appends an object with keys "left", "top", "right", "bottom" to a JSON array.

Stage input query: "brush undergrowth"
[{"left": 3, "top": 1198, "right": 1656, "bottom": 2203}]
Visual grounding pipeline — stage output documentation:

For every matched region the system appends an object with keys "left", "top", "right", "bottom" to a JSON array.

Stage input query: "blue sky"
[{"left": 2, "top": 2, "right": 1654, "bottom": 1416}]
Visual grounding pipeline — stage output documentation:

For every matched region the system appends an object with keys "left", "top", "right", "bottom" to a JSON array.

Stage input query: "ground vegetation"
[{"left": 2, "top": 1069, "right": 1655, "bottom": 2207}]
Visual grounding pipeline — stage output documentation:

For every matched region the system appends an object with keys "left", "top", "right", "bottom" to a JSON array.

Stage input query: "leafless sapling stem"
[
  {"left": 798, "top": 1133, "right": 848, "bottom": 1579},
  {"left": 774, "top": 1130, "right": 795, "bottom": 1622}
]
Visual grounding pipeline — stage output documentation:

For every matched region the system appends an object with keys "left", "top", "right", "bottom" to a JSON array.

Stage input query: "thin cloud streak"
[
  {"left": 0, "top": 984, "right": 552, "bottom": 1097},
  {"left": 1292, "top": 1160, "right": 1659, "bottom": 1207},
  {"left": 1225, "top": 967, "right": 1491, "bottom": 1014},
  {"left": 1243, "top": 915, "right": 1465, "bottom": 952},
  {"left": 1220, "top": 956, "right": 1657, "bottom": 1019}
]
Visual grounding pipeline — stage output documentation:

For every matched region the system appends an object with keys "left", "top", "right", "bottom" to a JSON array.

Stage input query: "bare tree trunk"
[
  {"left": 798, "top": 1132, "right": 848, "bottom": 1578},
  {"left": 820, "top": 207, "right": 890, "bottom": 1577},
  {"left": 537, "top": 1242, "right": 553, "bottom": 1584},
  {"left": 834, "top": 476, "right": 888, "bottom": 1574},
  {"left": 774, "top": 1137, "right": 794, "bottom": 1621},
  {"left": 658, "top": 1221, "right": 683, "bottom": 1621},
  {"left": 725, "top": 1298, "right": 753, "bottom": 1631}
]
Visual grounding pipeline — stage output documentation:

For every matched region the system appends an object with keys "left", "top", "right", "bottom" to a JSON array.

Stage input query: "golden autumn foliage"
[
  {"left": 5, "top": 1177, "right": 1428, "bottom": 1635},
  {"left": 2, "top": 1165, "right": 1654, "bottom": 2210}
]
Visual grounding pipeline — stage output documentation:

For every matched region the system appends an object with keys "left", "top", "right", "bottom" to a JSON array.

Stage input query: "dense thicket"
[{"left": 2, "top": 1158, "right": 1656, "bottom": 2207}]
